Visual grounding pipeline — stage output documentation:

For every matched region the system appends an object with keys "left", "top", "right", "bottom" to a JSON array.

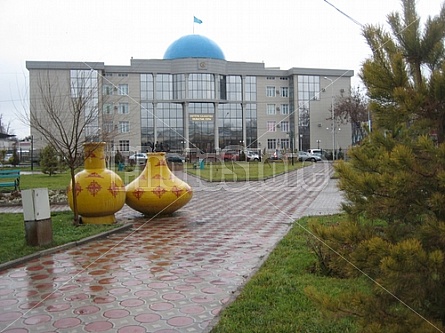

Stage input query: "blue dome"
[{"left": 163, "top": 35, "right": 225, "bottom": 60}]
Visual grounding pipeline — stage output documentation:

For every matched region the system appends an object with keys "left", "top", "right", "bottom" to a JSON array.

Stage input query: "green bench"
[{"left": 0, "top": 169, "right": 21, "bottom": 191}]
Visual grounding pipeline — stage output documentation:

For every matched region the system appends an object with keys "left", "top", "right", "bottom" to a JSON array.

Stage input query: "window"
[
  {"left": 119, "top": 121, "right": 129, "bottom": 133},
  {"left": 280, "top": 77, "right": 288, "bottom": 81},
  {"left": 281, "top": 138, "right": 290, "bottom": 149},
  {"left": 141, "top": 74, "right": 154, "bottom": 100},
  {"left": 244, "top": 76, "right": 256, "bottom": 101},
  {"left": 103, "top": 84, "right": 113, "bottom": 95},
  {"left": 281, "top": 104, "right": 289, "bottom": 115},
  {"left": 226, "top": 76, "right": 242, "bottom": 101},
  {"left": 298, "top": 75, "right": 320, "bottom": 101},
  {"left": 103, "top": 103, "right": 113, "bottom": 114},
  {"left": 118, "top": 103, "right": 129, "bottom": 114},
  {"left": 281, "top": 87, "right": 289, "bottom": 98},
  {"left": 266, "top": 86, "right": 276, "bottom": 97},
  {"left": 267, "top": 121, "right": 276, "bottom": 132},
  {"left": 267, "top": 77, "right": 275, "bottom": 80},
  {"left": 118, "top": 73, "right": 128, "bottom": 77},
  {"left": 188, "top": 73, "right": 215, "bottom": 99},
  {"left": 173, "top": 74, "right": 185, "bottom": 99},
  {"left": 119, "top": 140, "right": 129, "bottom": 152},
  {"left": 267, "top": 139, "right": 277, "bottom": 150},
  {"left": 267, "top": 104, "right": 276, "bottom": 115},
  {"left": 103, "top": 121, "right": 114, "bottom": 134},
  {"left": 280, "top": 121, "right": 289, "bottom": 133},
  {"left": 156, "top": 74, "right": 173, "bottom": 100},
  {"left": 118, "top": 84, "right": 128, "bottom": 95}
]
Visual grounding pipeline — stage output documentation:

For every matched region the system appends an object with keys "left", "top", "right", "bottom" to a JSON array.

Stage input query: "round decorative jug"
[
  {"left": 125, "top": 152, "right": 193, "bottom": 215},
  {"left": 67, "top": 142, "right": 126, "bottom": 224}
]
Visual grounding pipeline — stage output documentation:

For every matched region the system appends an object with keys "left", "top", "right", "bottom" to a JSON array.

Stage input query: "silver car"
[
  {"left": 298, "top": 151, "right": 322, "bottom": 162},
  {"left": 128, "top": 153, "right": 147, "bottom": 164},
  {"left": 246, "top": 151, "right": 260, "bottom": 161}
]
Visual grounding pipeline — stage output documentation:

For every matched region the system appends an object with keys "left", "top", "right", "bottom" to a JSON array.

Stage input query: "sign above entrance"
[{"left": 190, "top": 114, "right": 213, "bottom": 122}]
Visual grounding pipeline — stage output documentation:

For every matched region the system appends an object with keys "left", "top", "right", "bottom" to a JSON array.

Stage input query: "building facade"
[{"left": 27, "top": 35, "right": 353, "bottom": 157}]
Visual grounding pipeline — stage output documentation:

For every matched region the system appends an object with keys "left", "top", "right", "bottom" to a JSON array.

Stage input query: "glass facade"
[
  {"left": 140, "top": 102, "right": 154, "bottom": 152},
  {"left": 188, "top": 74, "right": 214, "bottom": 99},
  {"left": 245, "top": 104, "right": 257, "bottom": 148},
  {"left": 139, "top": 73, "right": 257, "bottom": 152},
  {"left": 298, "top": 75, "right": 320, "bottom": 151},
  {"left": 156, "top": 103, "right": 183, "bottom": 151},
  {"left": 218, "top": 103, "right": 242, "bottom": 149}
]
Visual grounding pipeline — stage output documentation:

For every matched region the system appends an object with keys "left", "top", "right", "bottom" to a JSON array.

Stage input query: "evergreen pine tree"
[
  {"left": 306, "top": 1, "right": 445, "bottom": 331},
  {"left": 40, "top": 145, "right": 59, "bottom": 176}
]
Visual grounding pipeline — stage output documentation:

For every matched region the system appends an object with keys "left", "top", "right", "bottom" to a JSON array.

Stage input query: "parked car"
[
  {"left": 298, "top": 151, "right": 322, "bottom": 162},
  {"left": 246, "top": 151, "right": 260, "bottom": 161},
  {"left": 166, "top": 153, "right": 185, "bottom": 163},
  {"left": 222, "top": 150, "right": 239, "bottom": 161},
  {"left": 307, "top": 149, "right": 323, "bottom": 156},
  {"left": 128, "top": 153, "right": 147, "bottom": 164}
]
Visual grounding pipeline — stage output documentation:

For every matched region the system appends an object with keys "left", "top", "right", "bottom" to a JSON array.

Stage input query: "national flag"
[{"left": 193, "top": 16, "right": 202, "bottom": 24}]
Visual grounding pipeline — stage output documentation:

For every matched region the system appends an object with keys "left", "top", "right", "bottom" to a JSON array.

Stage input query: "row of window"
[
  {"left": 266, "top": 86, "right": 289, "bottom": 98},
  {"left": 267, "top": 138, "right": 290, "bottom": 150},
  {"left": 266, "top": 104, "right": 289, "bottom": 115},
  {"left": 103, "top": 84, "right": 129, "bottom": 96},
  {"left": 103, "top": 103, "right": 129, "bottom": 114},
  {"left": 267, "top": 121, "right": 289, "bottom": 133},
  {"left": 266, "top": 77, "right": 289, "bottom": 81},
  {"left": 102, "top": 121, "right": 130, "bottom": 134},
  {"left": 102, "top": 78, "right": 291, "bottom": 101}
]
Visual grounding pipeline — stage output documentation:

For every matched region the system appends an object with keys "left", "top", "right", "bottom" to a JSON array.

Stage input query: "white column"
[{"left": 183, "top": 102, "right": 189, "bottom": 150}]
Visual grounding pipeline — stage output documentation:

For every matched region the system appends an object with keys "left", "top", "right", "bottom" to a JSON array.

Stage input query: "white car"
[
  {"left": 298, "top": 151, "right": 322, "bottom": 162},
  {"left": 128, "top": 153, "right": 147, "bottom": 164},
  {"left": 246, "top": 151, "right": 260, "bottom": 161}
]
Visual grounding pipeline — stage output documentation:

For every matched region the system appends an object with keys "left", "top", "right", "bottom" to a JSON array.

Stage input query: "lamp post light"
[
  {"left": 299, "top": 134, "right": 303, "bottom": 151},
  {"left": 316, "top": 139, "right": 321, "bottom": 149},
  {"left": 324, "top": 77, "right": 335, "bottom": 161}
]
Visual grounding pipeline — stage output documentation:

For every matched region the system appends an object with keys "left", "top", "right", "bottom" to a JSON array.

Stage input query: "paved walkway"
[{"left": 0, "top": 162, "right": 343, "bottom": 333}]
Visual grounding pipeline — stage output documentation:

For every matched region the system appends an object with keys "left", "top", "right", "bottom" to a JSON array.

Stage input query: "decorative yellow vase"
[
  {"left": 125, "top": 152, "right": 193, "bottom": 215},
  {"left": 67, "top": 142, "right": 126, "bottom": 224}
]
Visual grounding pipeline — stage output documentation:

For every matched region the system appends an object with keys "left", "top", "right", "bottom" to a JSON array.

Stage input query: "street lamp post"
[
  {"left": 316, "top": 139, "right": 321, "bottom": 149},
  {"left": 324, "top": 77, "right": 335, "bottom": 161}
]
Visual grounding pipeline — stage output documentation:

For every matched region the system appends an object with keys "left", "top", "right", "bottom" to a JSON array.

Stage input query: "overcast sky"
[{"left": 0, "top": 0, "right": 443, "bottom": 139}]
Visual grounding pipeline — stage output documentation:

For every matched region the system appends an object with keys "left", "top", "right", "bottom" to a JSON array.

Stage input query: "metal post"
[{"left": 324, "top": 77, "right": 335, "bottom": 161}]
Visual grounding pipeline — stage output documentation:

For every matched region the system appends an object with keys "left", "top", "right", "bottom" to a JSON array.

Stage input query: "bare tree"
[
  {"left": 334, "top": 86, "right": 370, "bottom": 145},
  {"left": 27, "top": 69, "right": 101, "bottom": 225},
  {"left": 0, "top": 114, "right": 12, "bottom": 135}
]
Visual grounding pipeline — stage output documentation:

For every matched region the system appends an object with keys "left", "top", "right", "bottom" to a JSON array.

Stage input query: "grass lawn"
[
  {"left": 13, "top": 160, "right": 305, "bottom": 190},
  {"left": 0, "top": 211, "right": 121, "bottom": 265},
  {"left": 210, "top": 215, "right": 367, "bottom": 333},
  {"left": 186, "top": 160, "right": 303, "bottom": 181}
]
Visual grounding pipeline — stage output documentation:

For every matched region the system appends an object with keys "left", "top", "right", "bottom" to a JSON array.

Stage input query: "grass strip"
[
  {"left": 210, "top": 215, "right": 367, "bottom": 333},
  {"left": 0, "top": 211, "right": 122, "bottom": 265}
]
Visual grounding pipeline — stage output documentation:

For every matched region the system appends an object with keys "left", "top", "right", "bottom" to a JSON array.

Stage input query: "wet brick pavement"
[{"left": 0, "top": 162, "right": 343, "bottom": 333}]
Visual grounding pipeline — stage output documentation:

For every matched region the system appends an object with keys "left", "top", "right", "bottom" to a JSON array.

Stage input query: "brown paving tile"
[
  {"left": 134, "top": 313, "right": 162, "bottom": 323},
  {"left": 84, "top": 321, "right": 114, "bottom": 332},
  {"left": 52, "top": 317, "right": 81, "bottom": 329},
  {"left": 118, "top": 326, "right": 148, "bottom": 333},
  {"left": 0, "top": 165, "right": 338, "bottom": 333}
]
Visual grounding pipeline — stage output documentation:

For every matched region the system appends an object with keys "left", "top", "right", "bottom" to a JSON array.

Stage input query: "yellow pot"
[
  {"left": 125, "top": 152, "right": 193, "bottom": 215},
  {"left": 67, "top": 142, "right": 126, "bottom": 224}
]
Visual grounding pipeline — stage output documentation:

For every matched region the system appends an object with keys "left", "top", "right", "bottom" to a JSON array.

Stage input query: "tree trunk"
[{"left": 70, "top": 168, "right": 80, "bottom": 226}]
